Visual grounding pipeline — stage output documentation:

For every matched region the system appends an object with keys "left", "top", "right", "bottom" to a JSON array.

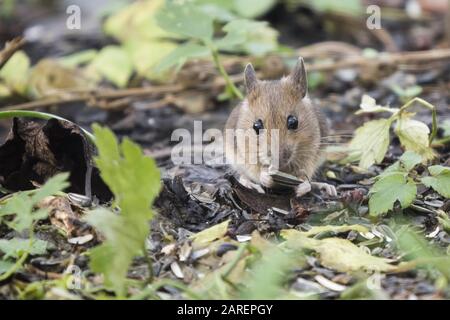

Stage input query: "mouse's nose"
[{"left": 279, "top": 148, "right": 292, "bottom": 170}]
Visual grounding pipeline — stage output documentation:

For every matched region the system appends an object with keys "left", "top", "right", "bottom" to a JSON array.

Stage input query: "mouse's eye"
[
  {"left": 253, "top": 119, "right": 264, "bottom": 135},
  {"left": 287, "top": 115, "right": 298, "bottom": 130}
]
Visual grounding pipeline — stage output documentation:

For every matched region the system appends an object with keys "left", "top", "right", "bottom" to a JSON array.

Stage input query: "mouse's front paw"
[
  {"left": 296, "top": 181, "right": 312, "bottom": 197},
  {"left": 239, "top": 176, "right": 265, "bottom": 193},
  {"left": 259, "top": 171, "right": 275, "bottom": 188},
  {"left": 311, "top": 182, "right": 337, "bottom": 197}
]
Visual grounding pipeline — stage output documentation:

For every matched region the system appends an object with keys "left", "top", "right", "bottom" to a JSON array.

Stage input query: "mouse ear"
[
  {"left": 289, "top": 57, "right": 308, "bottom": 98},
  {"left": 244, "top": 63, "right": 258, "bottom": 93}
]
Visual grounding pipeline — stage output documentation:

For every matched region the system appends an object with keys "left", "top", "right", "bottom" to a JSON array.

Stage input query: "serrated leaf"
[
  {"left": 395, "top": 116, "right": 435, "bottom": 160},
  {"left": 86, "top": 46, "right": 133, "bottom": 88},
  {"left": 85, "top": 125, "right": 161, "bottom": 297},
  {"left": 240, "top": 246, "right": 294, "bottom": 299},
  {"left": 191, "top": 220, "right": 230, "bottom": 245},
  {"left": 382, "top": 151, "right": 422, "bottom": 176},
  {"left": 281, "top": 230, "right": 395, "bottom": 272},
  {"left": 394, "top": 226, "right": 450, "bottom": 279},
  {"left": 369, "top": 172, "right": 417, "bottom": 216},
  {"left": 0, "top": 238, "right": 48, "bottom": 259},
  {"left": 0, "top": 50, "right": 30, "bottom": 95},
  {"left": 348, "top": 118, "right": 392, "bottom": 169},
  {"left": 85, "top": 208, "right": 144, "bottom": 294},
  {"left": 156, "top": 2, "right": 214, "bottom": 41},
  {"left": 154, "top": 42, "right": 209, "bottom": 74},
  {"left": 31, "top": 173, "right": 70, "bottom": 204},
  {"left": 0, "top": 173, "right": 69, "bottom": 232},
  {"left": 356, "top": 95, "right": 398, "bottom": 115},
  {"left": 421, "top": 165, "right": 450, "bottom": 198},
  {"left": 217, "top": 19, "right": 278, "bottom": 56}
]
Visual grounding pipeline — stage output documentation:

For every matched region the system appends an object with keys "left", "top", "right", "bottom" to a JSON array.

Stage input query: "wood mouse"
[{"left": 225, "top": 57, "right": 337, "bottom": 197}]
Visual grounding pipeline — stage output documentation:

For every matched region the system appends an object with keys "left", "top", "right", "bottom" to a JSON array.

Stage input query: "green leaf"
[
  {"left": 85, "top": 125, "right": 161, "bottom": 297},
  {"left": 59, "top": 50, "right": 98, "bottom": 68},
  {"left": 0, "top": 82, "right": 11, "bottom": 98},
  {"left": 191, "top": 220, "right": 230, "bottom": 245},
  {"left": 124, "top": 40, "right": 176, "bottom": 81},
  {"left": 369, "top": 172, "right": 417, "bottom": 216},
  {"left": 156, "top": 2, "right": 214, "bottom": 41},
  {"left": 103, "top": 0, "right": 170, "bottom": 42},
  {"left": 240, "top": 247, "right": 294, "bottom": 299},
  {"left": 85, "top": 208, "right": 145, "bottom": 294},
  {"left": 356, "top": 95, "right": 398, "bottom": 115},
  {"left": 309, "top": 0, "right": 363, "bottom": 16},
  {"left": 441, "top": 119, "right": 450, "bottom": 137},
  {"left": 195, "top": 0, "right": 237, "bottom": 22},
  {"left": 282, "top": 230, "right": 395, "bottom": 272},
  {"left": 0, "top": 260, "right": 14, "bottom": 275},
  {"left": 217, "top": 19, "right": 278, "bottom": 56},
  {"left": 391, "top": 85, "right": 422, "bottom": 101},
  {"left": 394, "top": 226, "right": 450, "bottom": 280},
  {"left": 86, "top": 46, "right": 133, "bottom": 88},
  {"left": 31, "top": 173, "right": 70, "bottom": 204},
  {"left": 232, "top": 0, "right": 276, "bottom": 18},
  {"left": 0, "top": 238, "right": 48, "bottom": 259},
  {"left": 348, "top": 118, "right": 392, "bottom": 169},
  {"left": 382, "top": 151, "right": 422, "bottom": 176},
  {"left": 154, "top": 42, "right": 209, "bottom": 74},
  {"left": 395, "top": 115, "right": 435, "bottom": 160},
  {"left": 397, "top": 151, "right": 423, "bottom": 172},
  {"left": 421, "top": 165, "right": 450, "bottom": 198},
  {"left": 0, "top": 50, "right": 30, "bottom": 95},
  {"left": 0, "top": 173, "right": 69, "bottom": 232}
]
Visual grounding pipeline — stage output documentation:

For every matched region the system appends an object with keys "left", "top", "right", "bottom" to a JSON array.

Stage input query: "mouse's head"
[{"left": 238, "top": 58, "right": 322, "bottom": 174}]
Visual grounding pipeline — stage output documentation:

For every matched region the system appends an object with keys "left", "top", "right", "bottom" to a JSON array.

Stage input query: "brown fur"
[{"left": 225, "top": 58, "right": 328, "bottom": 186}]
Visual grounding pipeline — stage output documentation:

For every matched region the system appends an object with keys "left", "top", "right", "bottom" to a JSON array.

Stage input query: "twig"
[
  {"left": 0, "top": 37, "right": 25, "bottom": 70},
  {"left": 1, "top": 47, "right": 449, "bottom": 112},
  {"left": 0, "top": 84, "right": 184, "bottom": 111},
  {"left": 306, "top": 48, "right": 450, "bottom": 72}
]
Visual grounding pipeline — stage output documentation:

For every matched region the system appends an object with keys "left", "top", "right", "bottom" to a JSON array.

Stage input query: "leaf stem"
[
  {"left": 143, "top": 245, "right": 154, "bottom": 284},
  {"left": 398, "top": 97, "right": 437, "bottom": 144},
  {"left": 222, "top": 242, "right": 248, "bottom": 279},
  {"left": 0, "top": 110, "right": 95, "bottom": 143},
  {"left": 130, "top": 279, "right": 203, "bottom": 300},
  {"left": 209, "top": 45, "right": 243, "bottom": 100}
]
